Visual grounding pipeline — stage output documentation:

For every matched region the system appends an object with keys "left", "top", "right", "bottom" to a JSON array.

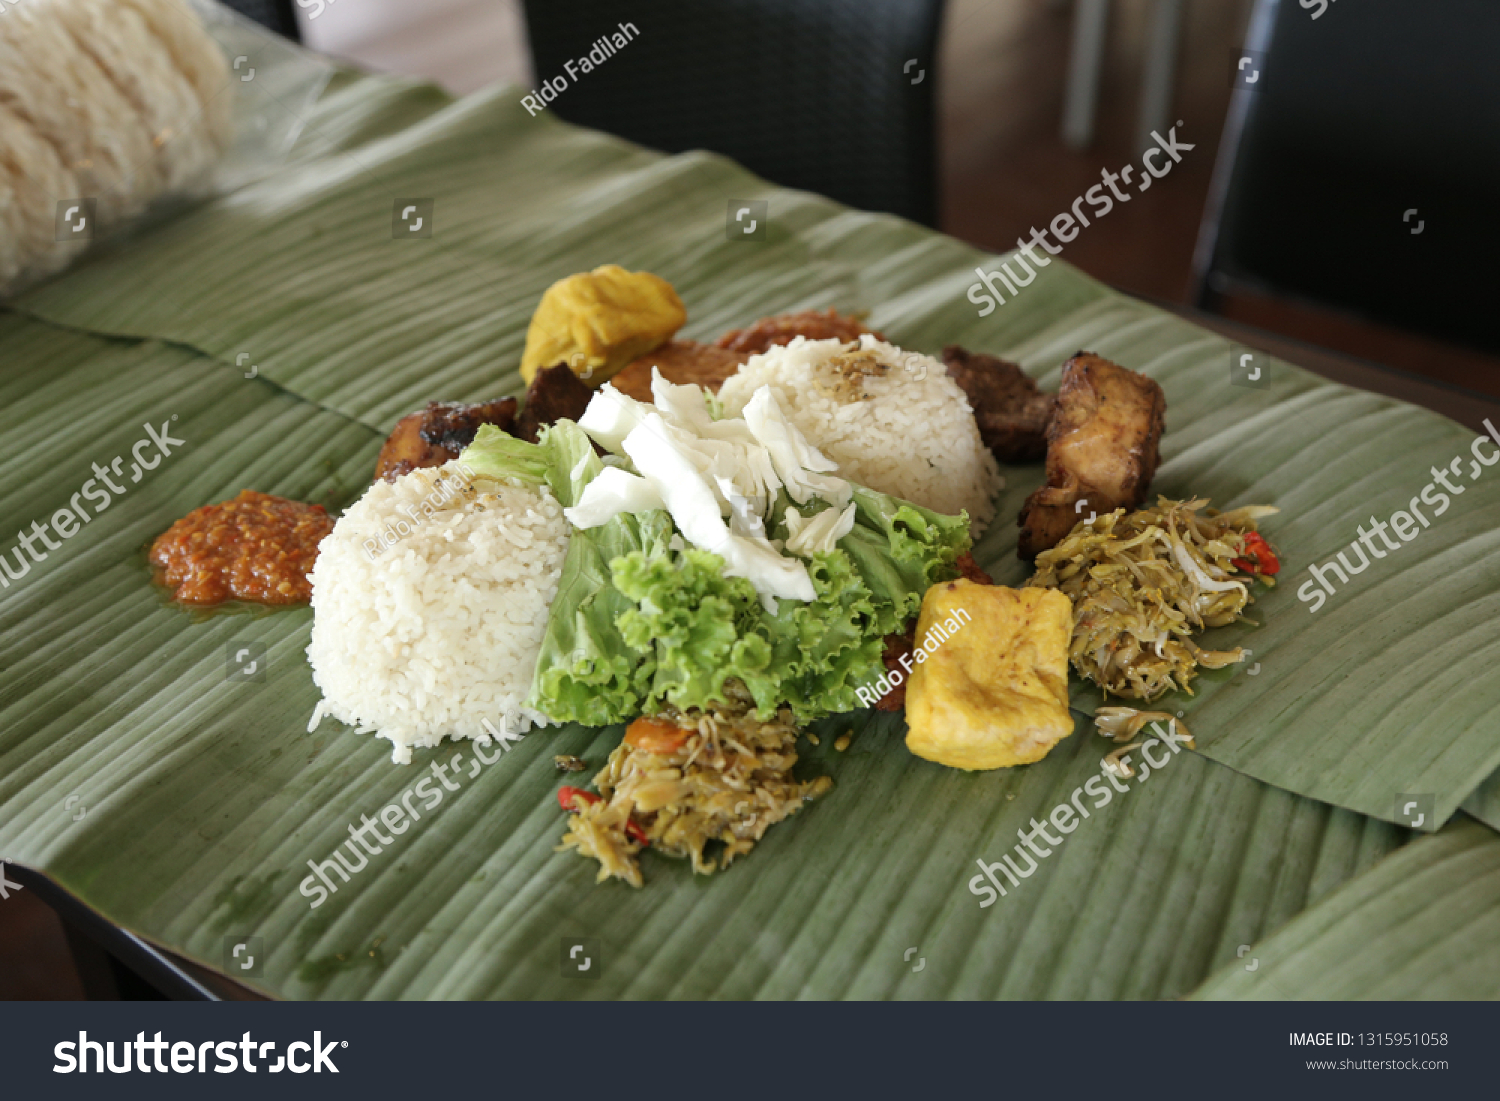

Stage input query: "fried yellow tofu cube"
[
  {"left": 520, "top": 265, "right": 686, "bottom": 385},
  {"left": 905, "top": 580, "right": 1074, "bottom": 770}
]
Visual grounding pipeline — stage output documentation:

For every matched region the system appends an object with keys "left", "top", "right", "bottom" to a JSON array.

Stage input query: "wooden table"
[{"left": 1151, "top": 296, "right": 1500, "bottom": 434}]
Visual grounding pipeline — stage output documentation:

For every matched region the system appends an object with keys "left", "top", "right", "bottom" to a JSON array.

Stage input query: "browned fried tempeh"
[
  {"left": 941, "top": 345, "right": 1055, "bottom": 464},
  {"left": 1017, "top": 352, "right": 1165, "bottom": 559}
]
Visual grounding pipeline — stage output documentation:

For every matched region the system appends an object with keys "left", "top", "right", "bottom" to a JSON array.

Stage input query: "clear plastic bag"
[
  {"left": 0, "top": 0, "right": 335, "bottom": 298},
  {"left": 186, "top": 0, "right": 334, "bottom": 190}
]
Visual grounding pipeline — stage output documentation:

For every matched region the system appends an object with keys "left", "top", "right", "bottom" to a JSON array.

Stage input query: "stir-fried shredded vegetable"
[
  {"left": 1028, "top": 497, "right": 1280, "bottom": 701},
  {"left": 1094, "top": 706, "right": 1196, "bottom": 777},
  {"left": 557, "top": 680, "right": 831, "bottom": 886}
]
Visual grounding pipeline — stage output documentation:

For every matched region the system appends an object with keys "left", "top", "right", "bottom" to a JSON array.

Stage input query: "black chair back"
[
  {"left": 521, "top": 0, "right": 946, "bottom": 226},
  {"left": 1193, "top": 0, "right": 1500, "bottom": 355},
  {"left": 221, "top": 0, "right": 301, "bottom": 40}
]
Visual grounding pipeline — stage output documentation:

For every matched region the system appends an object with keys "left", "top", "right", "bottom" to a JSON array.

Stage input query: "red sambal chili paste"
[{"left": 149, "top": 490, "right": 334, "bottom": 605}]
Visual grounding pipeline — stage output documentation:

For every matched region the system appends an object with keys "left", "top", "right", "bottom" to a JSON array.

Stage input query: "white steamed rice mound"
[
  {"left": 717, "top": 335, "right": 1003, "bottom": 531},
  {"left": 307, "top": 462, "right": 571, "bottom": 764}
]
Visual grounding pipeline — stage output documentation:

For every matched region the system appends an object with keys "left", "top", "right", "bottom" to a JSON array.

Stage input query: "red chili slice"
[
  {"left": 557, "top": 787, "right": 650, "bottom": 847},
  {"left": 1232, "top": 532, "right": 1281, "bottom": 576},
  {"left": 557, "top": 786, "right": 599, "bottom": 811}
]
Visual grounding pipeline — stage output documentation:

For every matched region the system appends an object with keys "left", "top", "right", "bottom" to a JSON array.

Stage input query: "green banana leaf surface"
[
  {"left": 1459, "top": 766, "right": 1500, "bottom": 832},
  {"left": 1194, "top": 817, "right": 1500, "bottom": 999},
  {"left": 2, "top": 70, "right": 1498, "bottom": 999}
]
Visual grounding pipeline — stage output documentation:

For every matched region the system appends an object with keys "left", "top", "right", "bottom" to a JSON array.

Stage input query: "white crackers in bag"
[
  {"left": 55, "top": 0, "right": 227, "bottom": 193},
  {"left": 0, "top": 104, "right": 87, "bottom": 290},
  {"left": 0, "top": 6, "right": 158, "bottom": 226},
  {"left": 0, "top": 0, "right": 232, "bottom": 295}
]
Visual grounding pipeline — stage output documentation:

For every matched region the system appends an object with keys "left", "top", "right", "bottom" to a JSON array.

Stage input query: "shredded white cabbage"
[
  {"left": 740, "top": 388, "right": 851, "bottom": 507},
  {"left": 566, "top": 466, "right": 665, "bottom": 528},
  {"left": 566, "top": 369, "right": 856, "bottom": 608},
  {"left": 576, "top": 384, "right": 646, "bottom": 453},
  {"left": 784, "top": 503, "right": 857, "bottom": 557}
]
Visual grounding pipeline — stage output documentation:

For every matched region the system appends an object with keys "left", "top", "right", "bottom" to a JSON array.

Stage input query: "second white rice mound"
[
  {"left": 718, "top": 335, "right": 1003, "bottom": 531},
  {"left": 307, "top": 463, "right": 571, "bottom": 764}
]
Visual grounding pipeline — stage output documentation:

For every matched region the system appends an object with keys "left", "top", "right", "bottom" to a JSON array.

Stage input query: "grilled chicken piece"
[
  {"left": 610, "top": 340, "right": 751, "bottom": 402},
  {"left": 1017, "top": 352, "right": 1166, "bottom": 559},
  {"left": 715, "top": 308, "right": 881, "bottom": 355},
  {"left": 373, "top": 398, "right": 517, "bottom": 482},
  {"left": 941, "top": 345, "right": 1055, "bottom": 464},
  {"left": 516, "top": 364, "right": 595, "bottom": 442}
]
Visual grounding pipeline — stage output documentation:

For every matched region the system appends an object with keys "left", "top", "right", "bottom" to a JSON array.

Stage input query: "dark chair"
[
  {"left": 520, "top": 0, "right": 947, "bottom": 226},
  {"left": 219, "top": 0, "right": 301, "bottom": 41},
  {"left": 1192, "top": 0, "right": 1500, "bottom": 356}
]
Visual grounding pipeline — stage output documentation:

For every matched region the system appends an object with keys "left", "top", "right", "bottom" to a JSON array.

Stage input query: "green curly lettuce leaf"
[
  {"left": 840, "top": 486, "right": 971, "bottom": 629},
  {"left": 460, "top": 419, "right": 975, "bottom": 725},
  {"left": 534, "top": 487, "right": 972, "bottom": 725},
  {"left": 609, "top": 544, "right": 879, "bottom": 722}
]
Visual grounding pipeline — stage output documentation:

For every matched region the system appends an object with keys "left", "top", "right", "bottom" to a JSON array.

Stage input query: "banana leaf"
[
  {"left": 0, "top": 351, "right": 1402, "bottom": 996},
  {"left": 2, "top": 71, "right": 1499, "bottom": 998},
  {"left": 1460, "top": 767, "right": 1500, "bottom": 832},
  {"left": 1193, "top": 817, "right": 1500, "bottom": 999},
  {"left": 16, "top": 77, "right": 1500, "bottom": 830}
]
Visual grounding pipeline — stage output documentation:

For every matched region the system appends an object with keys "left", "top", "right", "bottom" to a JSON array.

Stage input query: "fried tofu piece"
[
  {"left": 520, "top": 265, "right": 686, "bottom": 385},
  {"left": 905, "top": 581, "right": 1074, "bottom": 771},
  {"left": 876, "top": 553, "right": 993, "bottom": 712},
  {"left": 515, "top": 363, "right": 595, "bottom": 442},
  {"left": 941, "top": 345, "right": 1055, "bottom": 463},
  {"left": 373, "top": 399, "right": 516, "bottom": 482},
  {"left": 609, "top": 340, "right": 751, "bottom": 402},
  {"left": 715, "top": 308, "right": 880, "bottom": 355},
  {"left": 1017, "top": 352, "right": 1166, "bottom": 559}
]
